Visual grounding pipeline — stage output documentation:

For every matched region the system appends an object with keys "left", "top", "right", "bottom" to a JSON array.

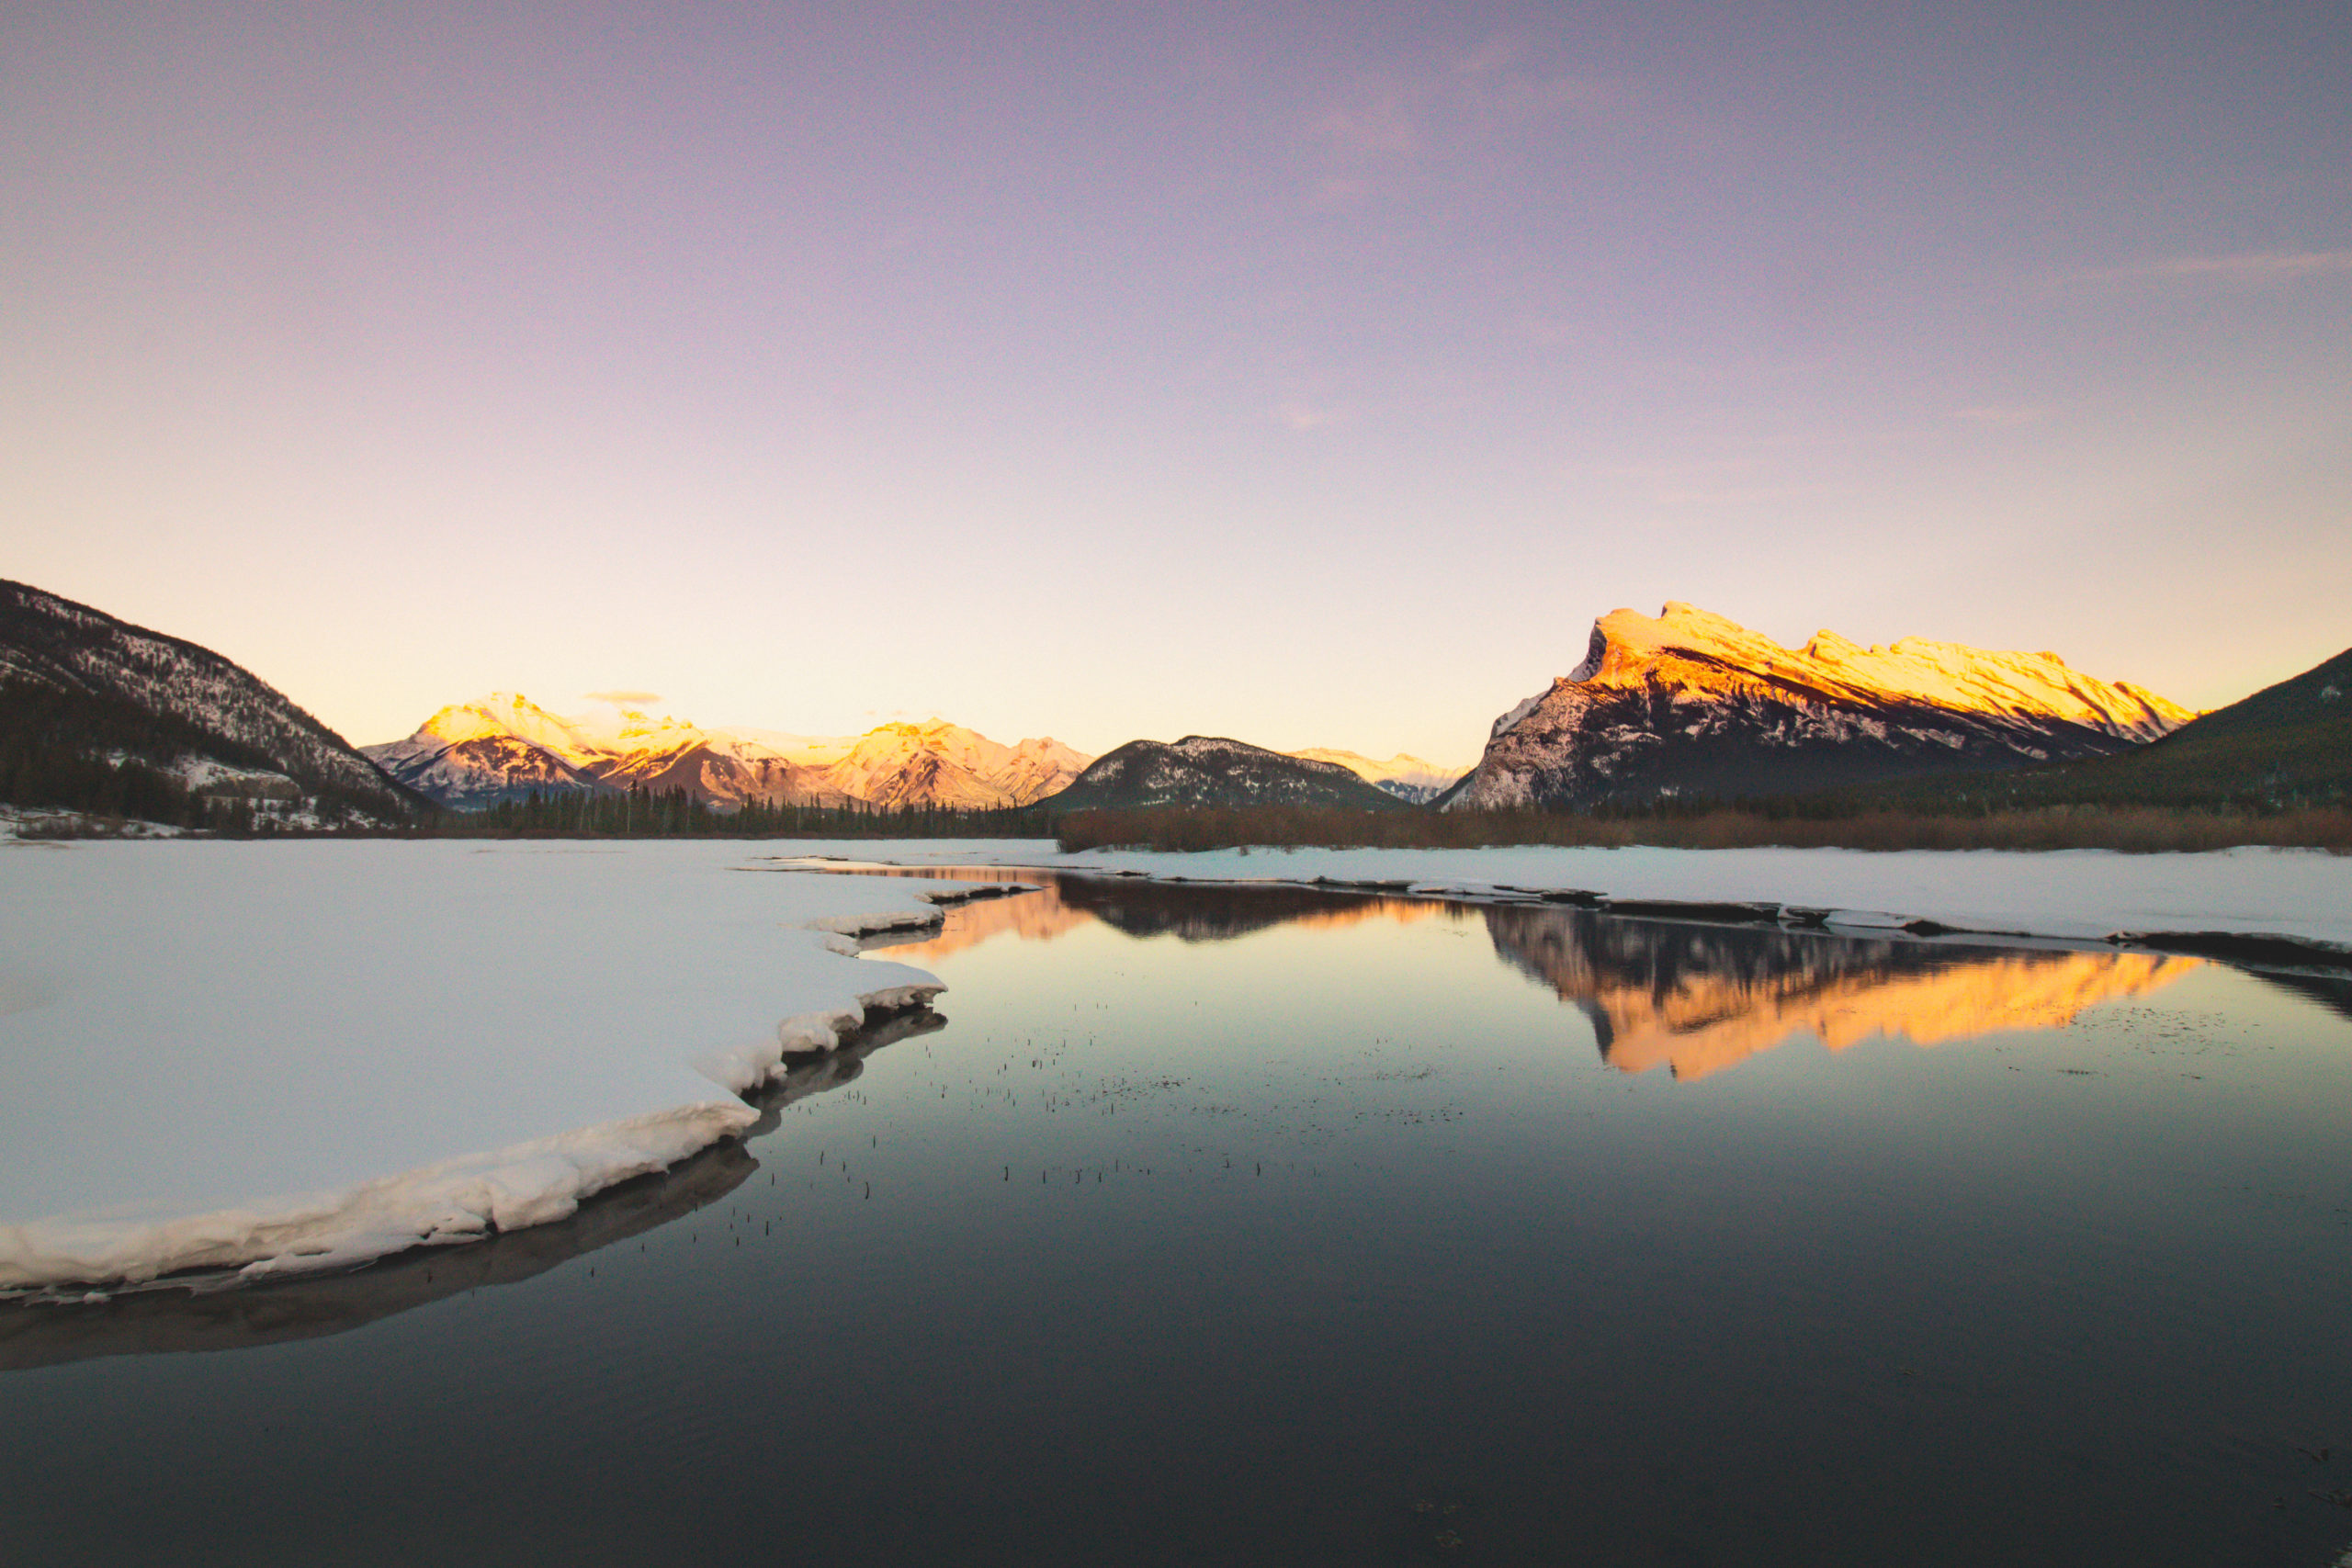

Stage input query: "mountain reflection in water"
[
  {"left": 891, "top": 872, "right": 2201, "bottom": 1082},
  {"left": 1479, "top": 903, "right": 2198, "bottom": 1080}
]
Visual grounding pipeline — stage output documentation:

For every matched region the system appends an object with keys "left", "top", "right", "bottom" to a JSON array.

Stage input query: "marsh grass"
[{"left": 1055, "top": 804, "right": 2352, "bottom": 855}]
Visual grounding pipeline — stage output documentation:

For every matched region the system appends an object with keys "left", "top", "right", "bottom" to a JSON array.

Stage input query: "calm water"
[{"left": 6, "top": 871, "right": 2352, "bottom": 1566}]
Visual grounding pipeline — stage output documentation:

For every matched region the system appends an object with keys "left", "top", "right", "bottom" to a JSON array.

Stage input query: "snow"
[
  {"left": 785, "top": 839, "right": 2352, "bottom": 954},
  {"left": 166, "top": 756, "right": 295, "bottom": 795},
  {"left": 0, "top": 840, "right": 986, "bottom": 1294}
]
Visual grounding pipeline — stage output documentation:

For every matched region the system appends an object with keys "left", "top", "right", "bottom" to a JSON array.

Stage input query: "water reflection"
[
  {"left": 895, "top": 873, "right": 2203, "bottom": 1081},
  {"left": 885, "top": 874, "right": 1442, "bottom": 960},
  {"left": 1480, "top": 904, "right": 2199, "bottom": 1081},
  {"left": 0, "top": 1011, "right": 942, "bottom": 1371}
]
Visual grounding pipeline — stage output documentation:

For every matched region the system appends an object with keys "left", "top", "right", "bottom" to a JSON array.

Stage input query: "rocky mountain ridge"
[{"left": 1449, "top": 603, "right": 2193, "bottom": 810}]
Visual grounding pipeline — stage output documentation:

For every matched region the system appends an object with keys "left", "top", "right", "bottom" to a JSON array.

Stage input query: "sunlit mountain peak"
[{"left": 1456, "top": 603, "right": 2195, "bottom": 810}]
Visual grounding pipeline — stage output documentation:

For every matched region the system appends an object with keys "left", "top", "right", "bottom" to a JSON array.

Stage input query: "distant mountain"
[
  {"left": 813, "top": 721, "right": 1091, "bottom": 809},
  {"left": 1287, "top": 748, "right": 1467, "bottom": 805},
  {"left": 0, "top": 579, "right": 413, "bottom": 826},
  {"left": 1041, "top": 736, "right": 1411, "bottom": 812},
  {"left": 1447, "top": 603, "right": 2192, "bottom": 810},
  {"left": 365, "top": 696, "right": 1090, "bottom": 811},
  {"left": 1862, "top": 642, "right": 2351, "bottom": 813}
]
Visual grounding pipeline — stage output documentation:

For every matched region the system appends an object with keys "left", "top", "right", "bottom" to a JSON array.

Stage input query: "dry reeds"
[{"left": 1054, "top": 804, "right": 2352, "bottom": 856}]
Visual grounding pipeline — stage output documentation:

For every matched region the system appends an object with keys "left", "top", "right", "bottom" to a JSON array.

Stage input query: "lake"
[{"left": 5, "top": 868, "right": 2350, "bottom": 1565}]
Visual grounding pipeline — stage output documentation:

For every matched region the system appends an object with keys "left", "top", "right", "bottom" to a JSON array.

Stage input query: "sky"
[{"left": 5, "top": 1, "right": 2346, "bottom": 764}]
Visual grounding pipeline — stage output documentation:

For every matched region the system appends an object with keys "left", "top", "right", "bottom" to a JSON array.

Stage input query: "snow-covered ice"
[{"left": 0, "top": 840, "right": 989, "bottom": 1293}]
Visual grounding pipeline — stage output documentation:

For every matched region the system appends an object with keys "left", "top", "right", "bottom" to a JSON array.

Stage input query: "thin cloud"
[
  {"left": 1272, "top": 401, "right": 1346, "bottom": 432},
  {"left": 1951, "top": 404, "right": 2052, "bottom": 427},
  {"left": 1299, "top": 45, "right": 1616, "bottom": 207},
  {"left": 1310, "top": 96, "right": 1418, "bottom": 157},
  {"left": 1516, "top": 314, "right": 1582, "bottom": 346},
  {"left": 2075, "top": 251, "right": 2352, "bottom": 285},
  {"left": 585, "top": 689, "right": 662, "bottom": 705},
  {"left": 1308, "top": 176, "right": 1372, "bottom": 210}
]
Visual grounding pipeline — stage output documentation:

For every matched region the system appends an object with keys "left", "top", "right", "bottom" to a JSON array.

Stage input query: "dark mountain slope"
[
  {"left": 1849, "top": 645, "right": 2351, "bottom": 813},
  {"left": 1042, "top": 736, "right": 1410, "bottom": 813},
  {"left": 0, "top": 580, "right": 413, "bottom": 825}
]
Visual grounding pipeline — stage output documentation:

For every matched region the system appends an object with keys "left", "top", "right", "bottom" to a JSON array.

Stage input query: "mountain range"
[
  {"left": 8, "top": 577, "right": 2337, "bottom": 830},
  {"left": 361, "top": 696, "right": 1474, "bottom": 814},
  {"left": 363, "top": 695, "right": 1091, "bottom": 811}
]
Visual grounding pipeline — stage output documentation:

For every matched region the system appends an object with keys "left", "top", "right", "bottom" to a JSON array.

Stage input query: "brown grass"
[{"left": 1054, "top": 805, "right": 2352, "bottom": 856}]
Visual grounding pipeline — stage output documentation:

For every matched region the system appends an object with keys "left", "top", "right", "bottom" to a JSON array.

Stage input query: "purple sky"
[{"left": 6, "top": 2, "right": 2346, "bottom": 762}]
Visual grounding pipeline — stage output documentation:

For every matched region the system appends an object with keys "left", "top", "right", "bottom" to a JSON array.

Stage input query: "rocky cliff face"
[{"left": 1448, "top": 603, "right": 2192, "bottom": 810}]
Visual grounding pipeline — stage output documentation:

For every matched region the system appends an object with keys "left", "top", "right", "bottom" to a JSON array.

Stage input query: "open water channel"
[{"left": 5, "top": 868, "right": 2351, "bottom": 1565}]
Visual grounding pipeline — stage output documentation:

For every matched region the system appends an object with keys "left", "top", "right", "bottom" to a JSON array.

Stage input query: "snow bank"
[
  {"left": 781, "top": 840, "right": 2352, "bottom": 959},
  {"left": 0, "top": 841, "right": 978, "bottom": 1294}
]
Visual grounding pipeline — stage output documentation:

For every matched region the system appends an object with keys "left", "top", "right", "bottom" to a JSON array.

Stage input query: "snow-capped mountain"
[
  {"left": 1287, "top": 748, "right": 1468, "bottom": 805},
  {"left": 810, "top": 721, "right": 1091, "bottom": 809},
  {"left": 365, "top": 696, "right": 1090, "bottom": 810},
  {"left": 1042, "top": 736, "right": 1410, "bottom": 812},
  {"left": 1448, "top": 603, "right": 2193, "bottom": 810},
  {"left": 0, "top": 579, "right": 413, "bottom": 824}
]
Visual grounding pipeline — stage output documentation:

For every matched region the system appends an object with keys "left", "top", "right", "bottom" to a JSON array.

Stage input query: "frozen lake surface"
[
  {"left": 6, "top": 865, "right": 2352, "bottom": 1565},
  {"left": 0, "top": 841, "right": 963, "bottom": 1288}
]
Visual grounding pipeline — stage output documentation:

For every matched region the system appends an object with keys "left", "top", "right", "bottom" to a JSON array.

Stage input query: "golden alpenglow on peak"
[
  {"left": 1453, "top": 604, "right": 2193, "bottom": 811},
  {"left": 1579, "top": 604, "right": 2191, "bottom": 733},
  {"left": 365, "top": 700, "right": 1091, "bottom": 810}
]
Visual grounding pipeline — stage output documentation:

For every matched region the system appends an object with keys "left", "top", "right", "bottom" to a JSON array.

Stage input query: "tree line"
[{"left": 442, "top": 784, "right": 1056, "bottom": 840}]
